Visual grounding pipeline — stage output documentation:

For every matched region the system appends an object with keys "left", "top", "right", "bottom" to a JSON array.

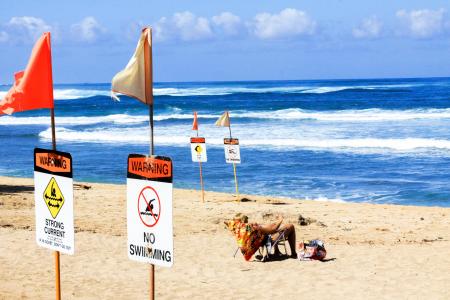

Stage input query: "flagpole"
[
  {"left": 144, "top": 26, "right": 155, "bottom": 300},
  {"left": 197, "top": 127, "right": 205, "bottom": 203},
  {"left": 51, "top": 107, "right": 61, "bottom": 300},
  {"left": 50, "top": 107, "right": 62, "bottom": 300},
  {"left": 48, "top": 29, "right": 61, "bottom": 300},
  {"left": 227, "top": 111, "right": 232, "bottom": 139}
]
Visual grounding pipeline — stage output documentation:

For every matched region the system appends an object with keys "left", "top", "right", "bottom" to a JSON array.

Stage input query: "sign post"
[
  {"left": 127, "top": 154, "right": 174, "bottom": 267},
  {"left": 34, "top": 148, "right": 74, "bottom": 299},
  {"left": 224, "top": 138, "right": 241, "bottom": 200},
  {"left": 215, "top": 111, "right": 240, "bottom": 201},
  {"left": 111, "top": 27, "right": 168, "bottom": 299},
  {"left": 190, "top": 137, "right": 207, "bottom": 202}
]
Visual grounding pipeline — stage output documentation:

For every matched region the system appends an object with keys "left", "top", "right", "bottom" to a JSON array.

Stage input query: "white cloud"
[
  {"left": 5, "top": 16, "right": 53, "bottom": 43},
  {"left": 212, "top": 12, "right": 241, "bottom": 36},
  {"left": 353, "top": 16, "right": 383, "bottom": 39},
  {"left": 71, "top": 16, "right": 106, "bottom": 42},
  {"left": 396, "top": 8, "right": 447, "bottom": 38},
  {"left": 154, "top": 11, "right": 213, "bottom": 42},
  {"left": 0, "top": 31, "right": 8, "bottom": 43},
  {"left": 251, "top": 8, "right": 316, "bottom": 39}
]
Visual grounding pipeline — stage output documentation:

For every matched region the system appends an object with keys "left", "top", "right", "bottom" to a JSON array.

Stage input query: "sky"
[{"left": 0, "top": 0, "right": 449, "bottom": 83}]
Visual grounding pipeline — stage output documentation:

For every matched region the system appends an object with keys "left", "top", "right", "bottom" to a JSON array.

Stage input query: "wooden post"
[
  {"left": 195, "top": 127, "right": 205, "bottom": 203},
  {"left": 199, "top": 161, "right": 205, "bottom": 203},
  {"left": 232, "top": 163, "right": 239, "bottom": 201},
  {"left": 50, "top": 108, "right": 61, "bottom": 300},
  {"left": 144, "top": 27, "right": 155, "bottom": 300},
  {"left": 227, "top": 112, "right": 239, "bottom": 201}
]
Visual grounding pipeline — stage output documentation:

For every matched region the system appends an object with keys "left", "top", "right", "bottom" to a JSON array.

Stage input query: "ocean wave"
[
  {"left": 4, "top": 107, "right": 450, "bottom": 126},
  {"left": 38, "top": 128, "right": 450, "bottom": 152},
  {"left": 0, "top": 113, "right": 219, "bottom": 126},
  {"left": 300, "top": 84, "right": 412, "bottom": 94},
  {"left": 304, "top": 196, "right": 347, "bottom": 203},
  {"left": 135, "top": 84, "right": 414, "bottom": 96},
  {"left": 240, "top": 108, "right": 450, "bottom": 121},
  {"left": 0, "top": 114, "right": 148, "bottom": 125},
  {"left": 0, "top": 83, "right": 416, "bottom": 100}
]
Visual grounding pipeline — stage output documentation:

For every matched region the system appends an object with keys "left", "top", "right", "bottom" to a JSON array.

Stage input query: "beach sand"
[{"left": 1, "top": 175, "right": 449, "bottom": 299}]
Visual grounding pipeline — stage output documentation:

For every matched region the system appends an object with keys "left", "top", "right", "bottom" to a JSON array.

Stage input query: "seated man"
[
  {"left": 225, "top": 214, "right": 297, "bottom": 261},
  {"left": 259, "top": 217, "right": 297, "bottom": 259}
]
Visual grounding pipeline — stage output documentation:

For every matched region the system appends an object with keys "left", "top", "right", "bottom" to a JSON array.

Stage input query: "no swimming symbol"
[{"left": 138, "top": 186, "right": 161, "bottom": 227}]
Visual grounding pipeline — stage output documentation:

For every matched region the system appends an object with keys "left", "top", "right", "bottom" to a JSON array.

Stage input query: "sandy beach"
[{"left": 0, "top": 175, "right": 449, "bottom": 299}]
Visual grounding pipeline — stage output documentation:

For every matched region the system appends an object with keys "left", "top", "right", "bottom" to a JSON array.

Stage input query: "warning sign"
[
  {"left": 34, "top": 148, "right": 74, "bottom": 255},
  {"left": 127, "top": 154, "right": 173, "bottom": 267},
  {"left": 43, "top": 177, "right": 65, "bottom": 219},
  {"left": 224, "top": 138, "right": 241, "bottom": 164},
  {"left": 190, "top": 137, "right": 207, "bottom": 162}
]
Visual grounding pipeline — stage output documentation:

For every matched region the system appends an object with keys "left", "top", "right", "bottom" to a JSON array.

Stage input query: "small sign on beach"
[
  {"left": 127, "top": 154, "right": 173, "bottom": 267},
  {"left": 34, "top": 148, "right": 74, "bottom": 255},
  {"left": 190, "top": 137, "right": 207, "bottom": 162},
  {"left": 224, "top": 138, "right": 241, "bottom": 164}
]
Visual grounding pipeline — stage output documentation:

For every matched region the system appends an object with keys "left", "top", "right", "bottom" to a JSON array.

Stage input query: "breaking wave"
[
  {"left": 0, "top": 83, "right": 415, "bottom": 100},
  {"left": 4, "top": 107, "right": 450, "bottom": 126},
  {"left": 38, "top": 127, "right": 450, "bottom": 152}
]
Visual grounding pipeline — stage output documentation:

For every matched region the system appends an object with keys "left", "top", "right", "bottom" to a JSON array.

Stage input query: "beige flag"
[
  {"left": 111, "top": 28, "right": 152, "bottom": 104},
  {"left": 215, "top": 111, "right": 230, "bottom": 127}
]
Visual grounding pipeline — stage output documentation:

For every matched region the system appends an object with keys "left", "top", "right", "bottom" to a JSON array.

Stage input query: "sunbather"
[
  {"left": 225, "top": 214, "right": 297, "bottom": 261},
  {"left": 258, "top": 217, "right": 297, "bottom": 258}
]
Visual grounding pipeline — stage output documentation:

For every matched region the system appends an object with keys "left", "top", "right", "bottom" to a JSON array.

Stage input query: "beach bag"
[{"left": 298, "top": 239, "right": 326, "bottom": 261}]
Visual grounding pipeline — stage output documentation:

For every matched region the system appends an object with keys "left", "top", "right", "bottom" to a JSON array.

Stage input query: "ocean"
[{"left": 1, "top": 77, "right": 450, "bottom": 207}]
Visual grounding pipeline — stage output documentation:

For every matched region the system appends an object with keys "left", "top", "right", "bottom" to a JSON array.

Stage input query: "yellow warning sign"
[
  {"left": 43, "top": 177, "right": 65, "bottom": 219},
  {"left": 195, "top": 145, "right": 202, "bottom": 154}
]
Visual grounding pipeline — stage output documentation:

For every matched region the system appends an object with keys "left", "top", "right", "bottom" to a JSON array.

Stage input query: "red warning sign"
[{"left": 137, "top": 186, "right": 161, "bottom": 227}]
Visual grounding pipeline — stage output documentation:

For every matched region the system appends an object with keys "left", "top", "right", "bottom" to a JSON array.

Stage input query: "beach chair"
[
  {"left": 233, "top": 230, "right": 287, "bottom": 261},
  {"left": 258, "top": 230, "right": 287, "bottom": 261}
]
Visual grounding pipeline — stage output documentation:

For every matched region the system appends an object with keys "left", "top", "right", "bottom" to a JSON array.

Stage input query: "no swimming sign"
[
  {"left": 127, "top": 154, "right": 173, "bottom": 267},
  {"left": 34, "top": 148, "right": 74, "bottom": 255}
]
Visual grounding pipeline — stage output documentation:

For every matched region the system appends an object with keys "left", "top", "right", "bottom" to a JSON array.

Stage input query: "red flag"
[
  {"left": 192, "top": 111, "right": 198, "bottom": 131},
  {"left": 0, "top": 32, "right": 54, "bottom": 115}
]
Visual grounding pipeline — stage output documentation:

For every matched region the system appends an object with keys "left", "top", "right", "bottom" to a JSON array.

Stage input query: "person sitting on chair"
[
  {"left": 258, "top": 216, "right": 297, "bottom": 259},
  {"left": 225, "top": 214, "right": 297, "bottom": 261}
]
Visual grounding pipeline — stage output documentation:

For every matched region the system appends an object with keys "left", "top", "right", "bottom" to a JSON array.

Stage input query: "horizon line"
[{"left": 1, "top": 75, "right": 450, "bottom": 87}]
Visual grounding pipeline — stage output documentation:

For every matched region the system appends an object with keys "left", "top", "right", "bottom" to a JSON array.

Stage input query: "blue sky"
[{"left": 0, "top": 0, "right": 449, "bottom": 83}]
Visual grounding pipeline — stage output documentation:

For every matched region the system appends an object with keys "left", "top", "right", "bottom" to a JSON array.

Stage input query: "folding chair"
[
  {"left": 233, "top": 230, "right": 287, "bottom": 262},
  {"left": 258, "top": 230, "right": 287, "bottom": 261}
]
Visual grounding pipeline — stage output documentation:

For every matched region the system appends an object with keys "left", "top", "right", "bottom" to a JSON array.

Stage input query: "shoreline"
[
  {"left": 1, "top": 175, "right": 449, "bottom": 299},
  {"left": 1, "top": 174, "right": 448, "bottom": 208}
]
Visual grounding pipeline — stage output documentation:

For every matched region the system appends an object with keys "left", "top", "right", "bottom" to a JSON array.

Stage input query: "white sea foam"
[
  {"left": 38, "top": 127, "right": 450, "bottom": 152},
  {"left": 0, "top": 83, "right": 415, "bottom": 100},
  {"left": 0, "top": 114, "right": 148, "bottom": 125},
  {"left": 0, "top": 113, "right": 219, "bottom": 126},
  {"left": 304, "top": 196, "right": 347, "bottom": 203},
  {"left": 300, "top": 84, "right": 412, "bottom": 94},
  {"left": 4, "top": 107, "right": 450, "bottom": 126},
  {"left": 240, "top": 108, "right": 450, "bottom": 121}
]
